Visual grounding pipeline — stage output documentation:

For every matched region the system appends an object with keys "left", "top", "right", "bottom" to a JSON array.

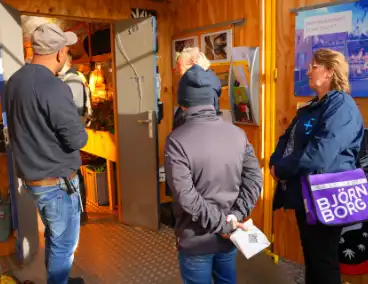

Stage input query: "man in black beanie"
[{"left": 164, "top": 64, "right": 263, "bottom": 284}]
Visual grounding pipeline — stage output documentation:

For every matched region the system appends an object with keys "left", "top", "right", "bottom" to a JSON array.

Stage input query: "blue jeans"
[
  {"left": 25, "top": 175, "right": 81, "bottom": 284},
  {"left": 178, "top": 248, "right": 237, "bottom": 284}
]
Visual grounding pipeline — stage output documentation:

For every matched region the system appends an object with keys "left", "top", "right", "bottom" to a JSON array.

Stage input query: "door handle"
[{"left": 137, "top": 111, "right": 153, "bottom": 139}]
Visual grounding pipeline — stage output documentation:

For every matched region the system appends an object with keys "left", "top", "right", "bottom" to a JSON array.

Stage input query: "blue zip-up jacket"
[{"left": 270, "top": 90, "right": 364, "bottom": 210}]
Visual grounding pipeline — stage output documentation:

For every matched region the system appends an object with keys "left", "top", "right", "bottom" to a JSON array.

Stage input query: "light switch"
[{"left": 159, "top": 166, "right": 165, "bottom": 182}]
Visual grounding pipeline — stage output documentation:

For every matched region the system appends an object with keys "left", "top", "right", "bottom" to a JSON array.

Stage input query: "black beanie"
[{"left": 177, "top": 64, "right": 222, "bottom": 108}]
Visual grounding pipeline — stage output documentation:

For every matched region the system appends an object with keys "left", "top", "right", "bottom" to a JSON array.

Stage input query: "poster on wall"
[
  {"left": 171, "top": 36, "right": 198, "bottom": 67},
  {"left": 200, "top": 29, "right": 232, "bottom": 63},
  {"left": 294, "top": 1, "right": 368, "bottom": 97}
]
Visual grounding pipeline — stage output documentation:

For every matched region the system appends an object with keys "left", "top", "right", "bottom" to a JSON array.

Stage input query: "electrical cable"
[{"left": 115, "top": 29, "right": 144, "bottom": 113}]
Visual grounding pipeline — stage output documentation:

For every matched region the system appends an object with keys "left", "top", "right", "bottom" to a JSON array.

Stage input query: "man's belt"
[{"left": 24, "top": 170, "right": 77, "bottom": 187}]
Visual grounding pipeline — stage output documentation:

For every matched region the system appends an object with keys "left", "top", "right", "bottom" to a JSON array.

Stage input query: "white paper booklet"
[{"left": 229, "top": 219, "right": 271, "bottom": 259}]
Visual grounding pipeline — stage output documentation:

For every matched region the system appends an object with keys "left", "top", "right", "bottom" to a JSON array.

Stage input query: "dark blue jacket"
[
  {"left": 270, "top": 91, "right": 364, "bottom": 210},
  {"left": 5, "top": 64, "right": 87, "bottom": 180}
]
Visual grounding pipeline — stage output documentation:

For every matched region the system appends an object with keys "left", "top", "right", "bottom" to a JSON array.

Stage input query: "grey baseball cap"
[{"left": 31, "top": 23, "right": 78, "bottom": 55}]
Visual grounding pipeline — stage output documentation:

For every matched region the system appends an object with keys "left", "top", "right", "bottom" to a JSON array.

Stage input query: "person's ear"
[
  {"left": 57, "top": 49, "right": 66, "bottom": 63},
  {"left": 56, "top": 50, "right": 62, "bottom": 63},
  {"left": 326, "top": 69, "right": 334, "bottom": 79},
  {"left": 57, "top": 47, "right": 67, "bottom": 63}
]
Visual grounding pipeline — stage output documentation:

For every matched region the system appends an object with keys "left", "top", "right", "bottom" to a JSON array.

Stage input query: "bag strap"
[
  {"left": 76, "top": 71, "right": 92, "bottom": 116},
  {"left": 306, "top": 91, "right": 338, "bottom": 135},
  {"left": 305, "top": 91, "right": 349, "bottom": 174},
  {"left": 62, "top": 72, "right": 74, "bottom": 82},
  {"left": 64, "top": 72, "right": 89, "bottom": 116}
]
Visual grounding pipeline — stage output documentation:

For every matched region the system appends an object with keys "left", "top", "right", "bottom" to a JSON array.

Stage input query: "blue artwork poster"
[{"left": 294, "top": 1, "right": 368, "bottom": 97}]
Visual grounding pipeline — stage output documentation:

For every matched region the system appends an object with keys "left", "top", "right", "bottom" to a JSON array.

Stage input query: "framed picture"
[
  {"left": 200, "top": 29, "right": 232, "bottom": 63},
  {"left": 172, "top": 36, "right": 199, "bottom": 67}
]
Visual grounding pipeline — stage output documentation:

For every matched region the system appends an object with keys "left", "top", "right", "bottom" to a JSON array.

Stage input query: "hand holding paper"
[
  {"left": 230, "top": 218, "right": 271, "bottom": 259},
  {"left": 221, "top": 216, "right": 253, "bottom": 239},
  {"left": 226, "top": 214, "right": 237, "bottom": 222}
]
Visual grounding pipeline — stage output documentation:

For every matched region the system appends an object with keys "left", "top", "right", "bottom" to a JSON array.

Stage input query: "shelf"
[
  {"left": 81, "top": 129, "right": 116, "bottom": 162},
  {"left": 73, "top": 53, "right": 112, "bottom": 64},
  {"left": 91, "top": 53, "right": 112, "bottom": 62}
]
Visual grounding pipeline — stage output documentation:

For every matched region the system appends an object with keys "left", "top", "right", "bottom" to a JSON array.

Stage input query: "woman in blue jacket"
[{"left": 270, "top": 48, "right": 364, "bottom": 284}]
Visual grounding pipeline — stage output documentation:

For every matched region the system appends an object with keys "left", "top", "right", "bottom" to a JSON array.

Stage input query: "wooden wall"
[
  {"left": 275, "top": 0, "right": 368, "bottom": 283},
  {"left": 169, "top": 0, "right": 261, "bottom": 154},
  {"left": 3, "top": 0, "right": 174, "bottom": 202},
  {"left": 169, "top": 0, "right": 264, "bottom": 227}
]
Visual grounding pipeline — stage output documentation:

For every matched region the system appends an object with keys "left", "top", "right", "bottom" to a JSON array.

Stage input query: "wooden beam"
[
  {"left": 177, "top": 18, "right": 246, "bottom": 35},
  {"left": 65, "top": 22, "right": 88, "bottom": 32},
  {"left": 263, "top": 0, "right": 277, "bottom": 241},
  {"left": 290, "top": 0, "right": 358, "bottom": 13},
  {"left": 88, "top": 22, "right": 92, "bottom": 61},
  {"left": 110, "top": 23, "right": 123, "bottom": 223},
  {"left": 106, "top": 160, "right": 116, "bottom": 211}
]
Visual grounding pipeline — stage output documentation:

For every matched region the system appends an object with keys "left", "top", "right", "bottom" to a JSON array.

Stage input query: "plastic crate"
[{"left": 81, "top": 165, "right": 109, "bottom": 206}]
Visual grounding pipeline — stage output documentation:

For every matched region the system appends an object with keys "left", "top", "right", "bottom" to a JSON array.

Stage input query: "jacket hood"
[{"left": 178, "top": 64, "right": 221, "bottom": 108}]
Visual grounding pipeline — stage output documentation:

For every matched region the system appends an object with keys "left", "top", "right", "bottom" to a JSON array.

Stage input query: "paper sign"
[
  {"left": 232, "top": 47, "right": 251, "bottom": 61},
  {"left": 230, "top": 219, "right": 271, "bottom": 259},
  {"left": 304, "top": 11, "right": 352, "bottom": 39}
]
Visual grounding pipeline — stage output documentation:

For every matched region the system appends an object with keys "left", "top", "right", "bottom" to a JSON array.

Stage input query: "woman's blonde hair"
[
  {"left": 176, "top": 47, "right": 211, "bottom": 70},
  {"left": 313, "top": 48, "right": 350, "bottom": 94}
]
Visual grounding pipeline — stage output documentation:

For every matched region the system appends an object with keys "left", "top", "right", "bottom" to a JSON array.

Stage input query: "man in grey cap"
[{"left": 5, "top": 23, "right": 87, "bottom": 284}]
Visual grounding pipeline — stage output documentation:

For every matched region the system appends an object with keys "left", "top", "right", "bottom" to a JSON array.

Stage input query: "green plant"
[
  {"left": 88, "top": 99, "right": 114, "bottom": 133},
  {"left": 95, "top": 164, "right": 107, "bottom": 172}
]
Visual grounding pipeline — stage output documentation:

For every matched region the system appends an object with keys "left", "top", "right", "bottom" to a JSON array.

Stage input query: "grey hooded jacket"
[{"left": 164, "top": 105, "right": 263, "bottom": 255}]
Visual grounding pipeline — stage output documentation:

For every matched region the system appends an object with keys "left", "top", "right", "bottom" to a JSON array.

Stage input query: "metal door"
[{"left": 113, "top": 17, "right": 160, "bottom": 230}]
